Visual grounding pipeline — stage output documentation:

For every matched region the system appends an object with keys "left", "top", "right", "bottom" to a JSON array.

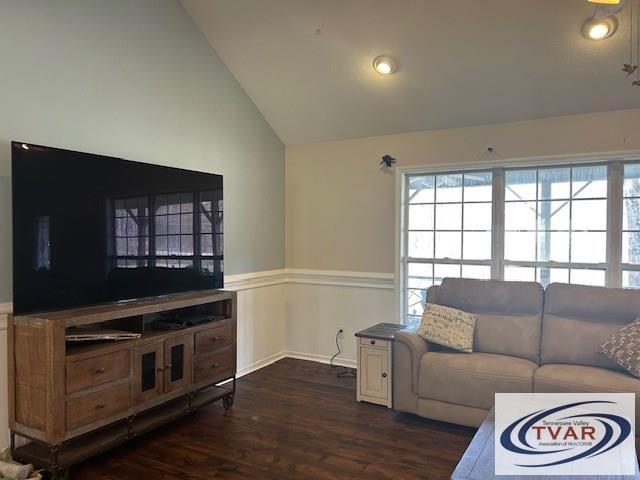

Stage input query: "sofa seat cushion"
[
  {"left": 418, "top": 352, "right": 536, "bottom": 410},
  {"left": 534, "top": 364, "right": 640, "bottom": 394},
  {"left": 534, "top": 364, "right": 640, "bottom": 429}
]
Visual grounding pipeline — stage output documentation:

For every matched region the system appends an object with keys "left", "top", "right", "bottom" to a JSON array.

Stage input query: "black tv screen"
[{"left": 11, "top": 142, "right": 223, "bottom": 314}]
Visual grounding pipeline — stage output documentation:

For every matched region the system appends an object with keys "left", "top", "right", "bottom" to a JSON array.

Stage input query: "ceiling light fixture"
[
  {"left": 373, "top": 56, "right": 396, "bottom": 75},
  {"left": 583, "top": 16, "right": 618, "bottom": 40}
]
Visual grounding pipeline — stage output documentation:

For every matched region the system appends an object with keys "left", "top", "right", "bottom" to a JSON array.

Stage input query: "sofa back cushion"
[
  {"left": 435, "top": 278, "right": 544, "bottom": 363},
  {"left": 541, "top": 283, "right": 640, "bottom": 369}
]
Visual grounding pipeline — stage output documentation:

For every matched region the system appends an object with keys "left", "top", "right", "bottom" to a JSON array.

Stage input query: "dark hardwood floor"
[{"left": 72, "top": 358, "right": 475, "bottom": 479}]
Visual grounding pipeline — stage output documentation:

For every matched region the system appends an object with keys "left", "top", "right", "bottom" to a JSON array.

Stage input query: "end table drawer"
[{"left": 359, "top": 337, "right": 388, "bottom": 349}]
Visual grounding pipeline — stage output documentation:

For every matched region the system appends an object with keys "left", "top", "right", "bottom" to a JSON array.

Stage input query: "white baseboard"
[
  {"left": 221, "top": 350, "right": 355, "bottom": 385},
  {"left": 236, "top": 350, "right": 288, "bottom": 378},
  {"left": 286, "top": 350, "right": 357, "bottom": 369}
]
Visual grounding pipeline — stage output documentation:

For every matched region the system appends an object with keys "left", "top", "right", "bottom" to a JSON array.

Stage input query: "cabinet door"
[
  {"left": 164, "top": 333, "right": 193, "bottom": 394},
  {"left": 359, "top": 346, "right": 389, "bottom": 400},
  {"left": 134, "top": 341, "right": 164, "bottom": 404}
]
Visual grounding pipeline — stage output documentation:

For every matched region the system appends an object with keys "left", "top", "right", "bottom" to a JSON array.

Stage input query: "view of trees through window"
[
  {"left": 402, "top": 160, "right": 640, "bottom": 325},
  {"left": 110, "top": 190, "right": 222, "bottom": 274},
  {"left": 503, "top": 165, "right": 607, "bottom": 286}
]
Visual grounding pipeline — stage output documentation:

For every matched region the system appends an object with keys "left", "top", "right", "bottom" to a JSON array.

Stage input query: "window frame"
[{"left": 396, "top": 153, "right": 640, "bottom": 325}]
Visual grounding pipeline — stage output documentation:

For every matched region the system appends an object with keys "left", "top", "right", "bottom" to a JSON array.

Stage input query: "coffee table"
[{"left": 451, "top": 408, "right": 640, "bottom": 480}]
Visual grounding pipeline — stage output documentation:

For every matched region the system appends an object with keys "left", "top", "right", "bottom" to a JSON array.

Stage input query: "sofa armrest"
[{"left": 394, "top": 328, "right": 429, "bottom": 396}]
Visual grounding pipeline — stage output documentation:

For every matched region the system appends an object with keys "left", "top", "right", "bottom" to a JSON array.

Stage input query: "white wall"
[
  {"left": 286, "top": 272, "right": 394, "bottom": 367},
  {"left": 226, "top": 273, "right": 288, "bottom": 376},
  {"left": 284, "top": 109, "right": 640, "bottom": 364}
]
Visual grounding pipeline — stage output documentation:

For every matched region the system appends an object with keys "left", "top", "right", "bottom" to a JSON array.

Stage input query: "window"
[
  {"left": 405, "top": 171, "right": 493, "bottom": 326},
  {"left": 199, "top": 190, "right": 224, "bottom": 275},
  {"left": 399, "top": 158, "right": 640, "bottom": 323},
  {"left": 503, "top": 165, "right": 607, "bottom": 286},
  {"left": 34, "top": 216, "right": 51, "bottom": 270},
  {"left": 623, "top": 164, "right": 640, "bottom": 288},
  {"left": 109, "top": 190, "right": 222, "bottom": 274},
  {"left": 155, "top": 193, "right": 194, "bottom": 268},
  {"left": 113, "top": 197, "right": 149, "bottom": 268}
]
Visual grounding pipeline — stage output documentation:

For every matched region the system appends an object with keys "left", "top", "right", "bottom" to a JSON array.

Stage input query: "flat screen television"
[{"left": 12, "top": 141, "right": 223, "bottom": 314}]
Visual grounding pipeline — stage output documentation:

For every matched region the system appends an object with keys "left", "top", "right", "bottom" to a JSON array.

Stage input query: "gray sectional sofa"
[{"left": 393, "top": 278, "right": 640, "bottom": 429}]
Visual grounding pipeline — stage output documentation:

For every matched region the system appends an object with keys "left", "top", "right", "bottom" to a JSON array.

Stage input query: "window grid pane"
[
  {"left": 112, "top": 196, "right": 149, "bottom": 268},
  {"left": 112, "top": 190, "right": 223, "bottom": 274},
  {"left": 503, "top": 165, "right": 608, "bottom": 288},
  {"left": 405, "top": 171, "right": 492, "bottom": 319}
]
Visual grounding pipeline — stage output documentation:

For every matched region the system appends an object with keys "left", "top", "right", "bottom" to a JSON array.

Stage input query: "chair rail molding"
[
  {"left": 286, "top": 269, "right": 394, "bottom": 290},
  {"left": 225, "top": 269, "right": 288, "bottom": 291}
]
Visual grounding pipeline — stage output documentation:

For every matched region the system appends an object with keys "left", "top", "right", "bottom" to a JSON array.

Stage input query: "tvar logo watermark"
[{"left": 495, "top": 393, "right": 636, "bottom": 476}]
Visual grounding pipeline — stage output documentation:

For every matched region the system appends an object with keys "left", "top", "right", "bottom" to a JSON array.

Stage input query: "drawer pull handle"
[
  {"left": 211, "top": 363, "right": 219, "bottom": 369},
  {"left": 211, "top": 336, "right": 220, "bottom": 342},
  {"left": 370, "top": 340, "right": 376, "bottom": 345},
  {"left": 96, "top": 404, "right": 105, "bottom": 410},
  {"left": 95, "top": 368, "right": 106, "bottom": 374},
  {"left": 382, "top": 372, "right": 387, "bottom": 378}
]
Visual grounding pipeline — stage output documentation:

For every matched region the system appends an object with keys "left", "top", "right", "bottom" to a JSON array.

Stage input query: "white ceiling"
[{"left": 181, "top": 0, "right": 640, "bottom": 145}]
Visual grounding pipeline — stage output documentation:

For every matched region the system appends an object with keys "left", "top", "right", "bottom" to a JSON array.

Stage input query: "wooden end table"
[{"left": 355, "top": 323, "right": 406, "bottom": 408}]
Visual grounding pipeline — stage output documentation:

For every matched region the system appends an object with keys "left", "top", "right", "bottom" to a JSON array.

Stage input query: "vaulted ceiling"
[{"left": 181, "top": 0, "right": 640, "bottom": 145}]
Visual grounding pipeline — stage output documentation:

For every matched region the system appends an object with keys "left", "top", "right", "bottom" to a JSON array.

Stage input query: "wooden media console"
[{"left": 7, "top": 289, "right": 237, "bottom": 478}]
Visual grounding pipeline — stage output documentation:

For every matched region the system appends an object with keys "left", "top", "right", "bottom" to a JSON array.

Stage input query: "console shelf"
[{"left": 8, "top": 289, "right": 237, "bottom": 478}]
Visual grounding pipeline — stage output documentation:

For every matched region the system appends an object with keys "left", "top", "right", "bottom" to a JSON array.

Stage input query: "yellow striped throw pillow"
[{"left": 417, "top": 303, "right": 477, "bottom": 353}]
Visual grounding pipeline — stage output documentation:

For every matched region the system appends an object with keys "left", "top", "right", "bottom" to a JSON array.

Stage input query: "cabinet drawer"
[
  {"left": 359, "top": 337, "right": 388, "bottom": 349},
  {"left": 66, "top": 383, "right": 130, "bottom": 431},
  {"left": 66, "top": 349, "right": 130, "bottom": 394},
  {"left": 195, "top": 325, "right": 234, "bottom": 357},
  {"left": 194, "top": 347, "right": 235, "bottom": 384}
]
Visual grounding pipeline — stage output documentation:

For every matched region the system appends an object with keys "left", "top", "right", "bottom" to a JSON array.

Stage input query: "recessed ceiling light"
[
  {"left": 373, "top": 56, "right": 396, "bottom": 75},
  {"left": 582, "top": 16, "right": 618, "bottom": 40}
]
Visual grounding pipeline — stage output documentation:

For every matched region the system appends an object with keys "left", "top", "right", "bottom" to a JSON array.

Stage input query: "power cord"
[{"left": 329, "top": 329, "right": 356, "bottom": 378}]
